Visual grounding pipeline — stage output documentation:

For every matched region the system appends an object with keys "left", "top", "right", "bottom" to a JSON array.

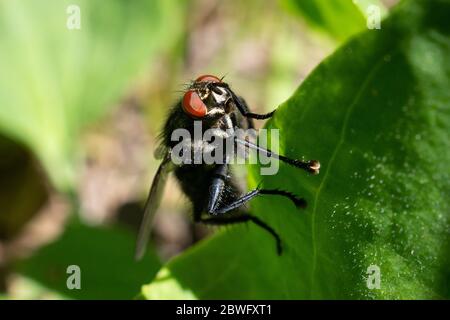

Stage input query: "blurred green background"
[{"left": 0, "top": 0, "right": 398, "bottom": 299}]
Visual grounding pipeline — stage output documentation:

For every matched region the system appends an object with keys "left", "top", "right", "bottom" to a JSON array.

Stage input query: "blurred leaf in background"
[
  {"left": 15, "top": 221, "right": 161, "bottom": 299},
  {"left": 281, "top": 0, "right": 387, "bottom": 42},
  {"left": 0, "top": 0, "right": 184, "bottom": 191},
  {"left": 142, "top": 0, "right": 450, "bottom": 299},
  {"left": 0, "top": 134, "right": 48, "bottom": 241},
  {"left": 0, "top": 0, "right": 332, "bottom": 300}
]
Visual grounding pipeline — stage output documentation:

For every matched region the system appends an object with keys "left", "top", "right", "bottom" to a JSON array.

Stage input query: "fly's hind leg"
[{"left": 196, "top": 213, "right": 282, "bottom": 255}]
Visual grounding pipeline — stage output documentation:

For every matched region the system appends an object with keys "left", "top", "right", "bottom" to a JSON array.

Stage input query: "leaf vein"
[{"left": 308, "top": 50, "right": 396, "bottom": 296}]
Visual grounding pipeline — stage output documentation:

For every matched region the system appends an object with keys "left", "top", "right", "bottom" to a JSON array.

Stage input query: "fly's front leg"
[
  {"left": 234, "top": 95, "right": 255, "bottom": 129},
  {"left": 214, "top": 83, "right": 275, "bottom": 120},
  {"left": 234, "top": 137, "right": 321, "bottom": 175}
]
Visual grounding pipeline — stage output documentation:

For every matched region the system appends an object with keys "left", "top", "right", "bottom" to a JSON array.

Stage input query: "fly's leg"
[
  {"left": 212, "top": 83, "right": 320, "bottom": 174},
  {"left": 206, "top": 164, "right": 306, "bottom": 215},
  {"left": 214, "top": 83, "right": 275, "bottom": 120},
  {"left": 235, "top": 95, "right": 255, "bottom": 129},
  {"left": 200, "top": 167, "right": 307, "bottom": 254},
  {"left": 235, "top": 137, "right": 320, "bottom": 175},
  {"left": 211, "top": 188, "right": 306, "bottom": 214},
  {"left": 207, "top": 164, "right": 228, "bottom": 214},
  {"left": 198, "top": 213, "right": 282, "bottom": 255}
]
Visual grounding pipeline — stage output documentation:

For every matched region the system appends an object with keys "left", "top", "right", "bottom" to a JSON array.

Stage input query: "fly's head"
[{"left": 182, "top": 75, "right": 234, "bottom": 120}]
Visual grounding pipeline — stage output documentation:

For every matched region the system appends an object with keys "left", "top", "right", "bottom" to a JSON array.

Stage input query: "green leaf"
[
  {"left": 17, "top": 221, "right": 161, "bottom": 300},
  {"left": 142, "top": 0, "right": 450, "bottom": 299},
  {"left": 280, "top": 0, "right": 387, "bottom": 42},
  {"left": 0, "top": 0, "right": 184, "bottom": 190}
]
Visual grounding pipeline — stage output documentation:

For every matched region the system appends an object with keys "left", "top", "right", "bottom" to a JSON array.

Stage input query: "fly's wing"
[
  {"left": 154, "top": 144, "right": 169, "bottom": 160},
  {"left": 135, "top": 151, "right": 172, "bottom": 260}
]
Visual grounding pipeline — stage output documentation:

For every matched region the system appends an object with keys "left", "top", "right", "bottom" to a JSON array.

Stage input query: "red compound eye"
[
  {"left": 195, "top": 74, "right": 221, "bottom": 83},
  {"left": 182, "top": 90, "right": 207, "bottom": 118}
]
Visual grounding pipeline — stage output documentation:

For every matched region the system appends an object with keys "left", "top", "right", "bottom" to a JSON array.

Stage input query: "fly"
[{"left": 135, "top": 74, "right": 320, "bottom": 259}]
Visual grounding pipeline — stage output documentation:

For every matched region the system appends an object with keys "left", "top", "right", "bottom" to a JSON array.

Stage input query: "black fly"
[{"left": 135, "top": 75, "right": 320, "bottom": 259}]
